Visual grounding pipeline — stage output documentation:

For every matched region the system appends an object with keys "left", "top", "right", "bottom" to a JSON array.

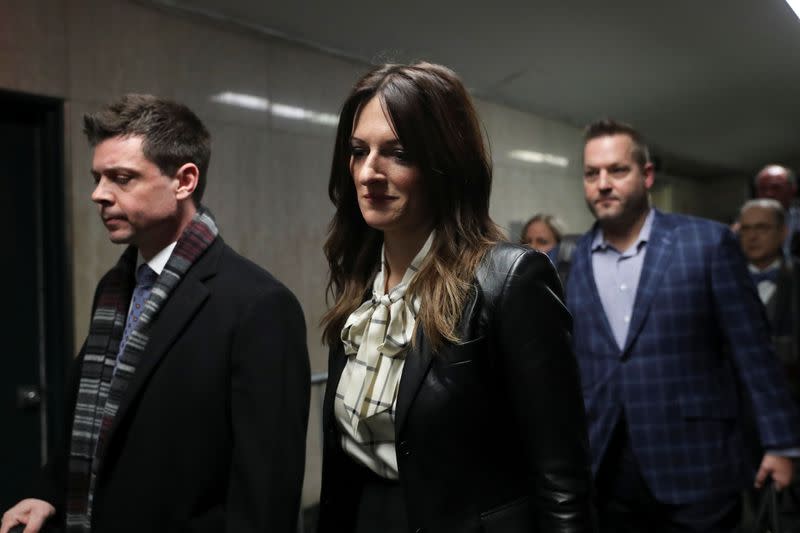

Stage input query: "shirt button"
[
  {"left": 623, "top": 316, "right": 630, "bottom": 323},
  {"left": 620, "top": 284, "right": 627, "bottom": 291}
]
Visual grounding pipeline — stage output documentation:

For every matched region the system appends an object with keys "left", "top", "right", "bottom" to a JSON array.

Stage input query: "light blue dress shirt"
[{"left": 591, "top": 210, "right": 655, "bottom": 350}]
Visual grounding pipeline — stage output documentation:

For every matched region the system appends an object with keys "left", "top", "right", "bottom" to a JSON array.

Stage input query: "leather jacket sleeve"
[{"left": 485, "top": 246, "right": 596, "bottom": 532}]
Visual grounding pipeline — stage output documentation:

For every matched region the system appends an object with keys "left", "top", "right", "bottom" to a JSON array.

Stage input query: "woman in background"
[
  {"left": 520, "top": 213, "right": 575, "bottom": 286},
  {"left": 317, "top": 62, "right": 595, "bottom": 533}
]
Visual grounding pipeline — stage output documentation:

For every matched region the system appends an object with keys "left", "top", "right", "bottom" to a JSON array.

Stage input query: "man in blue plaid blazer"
[{"left": 566, "top": 119, "right": 800, "bottom": 532}]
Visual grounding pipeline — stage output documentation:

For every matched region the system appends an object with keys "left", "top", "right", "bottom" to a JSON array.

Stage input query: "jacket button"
[
  {"left": 398, "top": 440, "right": 411, "bottom": 456},
  {"left": 414, "top": 528, "right": 425, "bottom": 533}
]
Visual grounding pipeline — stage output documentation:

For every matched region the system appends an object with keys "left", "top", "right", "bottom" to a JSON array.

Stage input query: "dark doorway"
[{"left": 0, "top": 90, "right": 70, "bottom": 510}]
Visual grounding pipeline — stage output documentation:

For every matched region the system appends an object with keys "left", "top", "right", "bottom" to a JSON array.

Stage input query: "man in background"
[
  {"left": 739, "top": 198, "right": 800, "bottom": 402},
  {"left": 567, "top": 119, "right": 800, "bottom": 532},
  {"left": 755, "top": 165, "right": 800, "bottom": 259}
]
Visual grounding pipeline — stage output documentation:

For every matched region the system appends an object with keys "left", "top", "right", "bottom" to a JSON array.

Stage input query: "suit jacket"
[
  {"left": 764, "top": 260, "right": 800, "bottom": 387},
  {"left": 317, "top": 243, "right": 595, "bottom": 533},
  {"left": 756, "top": 259, "right": 800, "bottom": 412},
  {"left": 33, "top": 237, "right": 310, "bottom": 532},
  {"left": 566, "top": 209, "right": 800, "bottom": 505}
]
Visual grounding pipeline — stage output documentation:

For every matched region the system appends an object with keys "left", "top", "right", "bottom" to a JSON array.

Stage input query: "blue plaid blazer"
[{"left": 566, "top": 209, "right": 800, "bottom": 504}]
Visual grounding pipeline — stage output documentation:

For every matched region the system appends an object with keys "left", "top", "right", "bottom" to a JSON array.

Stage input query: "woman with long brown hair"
[{"left": 317, "top": 62, "right": 595, "bottom": 533}]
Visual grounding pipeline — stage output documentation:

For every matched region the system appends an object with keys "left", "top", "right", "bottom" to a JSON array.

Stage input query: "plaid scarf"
[{"left": 66, "top": 208, "right": 218, "bottom": 532}]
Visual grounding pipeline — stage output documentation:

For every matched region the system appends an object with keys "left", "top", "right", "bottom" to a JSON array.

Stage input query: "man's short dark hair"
[
  {"left": 584, "top": 118, "right": 650, "bottom": 170},
  {"left": 83, "top": 94, "right": 211, "bottom": 203}
]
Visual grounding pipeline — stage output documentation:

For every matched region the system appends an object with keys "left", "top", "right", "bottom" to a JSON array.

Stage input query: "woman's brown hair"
[{"left": 321, "top": 62, "right": 503, "bottom": 351}]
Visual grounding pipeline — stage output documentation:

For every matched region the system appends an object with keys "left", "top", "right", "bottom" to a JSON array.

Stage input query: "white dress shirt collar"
[{"left": 137, "top": 242, "right": 177, "bottom": 275}]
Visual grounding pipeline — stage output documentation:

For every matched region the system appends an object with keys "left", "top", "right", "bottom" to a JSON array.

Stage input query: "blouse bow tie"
[{"left": 341, "top": 280, "right": 419, "bottom": 360}]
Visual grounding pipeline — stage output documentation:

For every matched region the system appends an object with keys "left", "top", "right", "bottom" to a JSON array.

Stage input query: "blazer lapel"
[
  {"left": 573, "top": 229, "right": 617, "bottom": 350},
  {"left": 393, "top": 278, "right": 483, "bottom": 435},
  {"left": 395, "top": 326, "right": 433, "bottom": 434},
  {"left": 101, "top": 243, "right": 217, "bottom": 465},
  {"left": 622, "top": 211, "right": 675, "bottom": 354},
  {"left": 764, "top": 283, "right": 779, "bottom": 324},
  {"left": 766, "top": 261, "right": 791, "bottom": 330}
]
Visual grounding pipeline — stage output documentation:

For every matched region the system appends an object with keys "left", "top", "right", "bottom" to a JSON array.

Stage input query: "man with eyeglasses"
[
  {"left": 739, "top": 198, "right": 799, "bottom": 401},
  {"left": 738, "top": 198, "right": 800, "bottom": 527}
]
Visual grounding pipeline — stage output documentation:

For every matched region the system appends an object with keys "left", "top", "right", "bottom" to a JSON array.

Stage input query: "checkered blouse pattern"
[{"left": 334, "top": 234, "right": 433, "bottom": 479}]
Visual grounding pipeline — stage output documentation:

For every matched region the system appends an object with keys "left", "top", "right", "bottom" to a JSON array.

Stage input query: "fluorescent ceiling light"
[
  {"left": 787, "top": 0, "right": 800, "bottom": 19},
  {"left": 210, "top": 92, "right": 339, "bottom": 127},
  {"left": 270, "top": 103, "right": 307, "bottom": 120},
  {"left": 271, "top": 104, "right": 339, "bottom": 126},
  {"left": 508, "top": 149, "right": 569, "bottom": 168},
  {"left": 211, "top": 92, "right": 269, "bottom": 111}
]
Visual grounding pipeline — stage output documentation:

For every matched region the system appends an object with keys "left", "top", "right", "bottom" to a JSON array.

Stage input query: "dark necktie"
[{"left": 118, "top": 264, "right": 157, "bottom": 359}]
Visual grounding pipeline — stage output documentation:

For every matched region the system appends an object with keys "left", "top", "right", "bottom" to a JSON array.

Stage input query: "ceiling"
[{"left": 151, "top": 0, "right": 800, "bottom": 179}]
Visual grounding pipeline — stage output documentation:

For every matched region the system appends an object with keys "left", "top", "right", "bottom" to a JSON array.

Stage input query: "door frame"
[{"left": 0, "top": 88, "right": 72, "bottom": 464}]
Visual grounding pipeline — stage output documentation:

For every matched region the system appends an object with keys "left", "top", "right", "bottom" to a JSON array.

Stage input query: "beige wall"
[
  {"left": 0, "top": 0, "right": 748, "bottom": 505},
  {"left": 478, "top": 100, "right": 595, "bottom": 237},
  {"left": 652, "top": 173, "right": 749, "bottom": 222}
]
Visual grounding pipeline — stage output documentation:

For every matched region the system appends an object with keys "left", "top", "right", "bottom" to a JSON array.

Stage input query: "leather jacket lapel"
[{"left": 395, "top": 326, "right": 433, "bottom": 434}]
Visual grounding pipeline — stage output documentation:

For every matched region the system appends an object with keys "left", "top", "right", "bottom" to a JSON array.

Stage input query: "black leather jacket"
[{"left": 318, "top": 243, "right": 596, "bottom": 533}]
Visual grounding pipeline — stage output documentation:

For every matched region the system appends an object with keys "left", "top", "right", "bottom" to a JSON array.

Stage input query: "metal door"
[{"left": 0, "top": 91, "right": 69, "bottom": 511}]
